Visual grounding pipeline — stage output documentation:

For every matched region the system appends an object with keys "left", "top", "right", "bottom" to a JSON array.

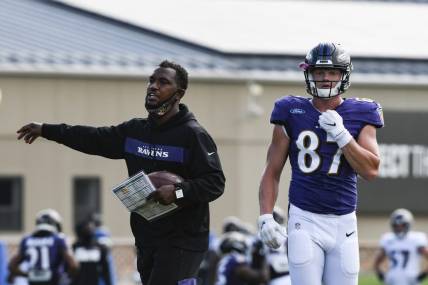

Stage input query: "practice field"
[{"left": 359, "top": 274, "right": 428, "bottom": 285}]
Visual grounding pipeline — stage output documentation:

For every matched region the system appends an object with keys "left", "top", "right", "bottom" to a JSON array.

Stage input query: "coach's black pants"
[{"left": 137, "top": 245, "right": 205, "bottom": 285}]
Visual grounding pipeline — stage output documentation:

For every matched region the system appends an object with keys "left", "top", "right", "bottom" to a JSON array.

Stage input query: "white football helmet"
[
  {"left": 35, "top": 208, "right": 62, "bottom": 233},
  {"left": 390, "top": 208, "right": 413, "bottom": 239}
]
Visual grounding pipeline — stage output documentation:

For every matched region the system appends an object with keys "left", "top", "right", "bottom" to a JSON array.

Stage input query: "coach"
[{"left": 17, "top": 60, "right": 226, "bottom": 285}]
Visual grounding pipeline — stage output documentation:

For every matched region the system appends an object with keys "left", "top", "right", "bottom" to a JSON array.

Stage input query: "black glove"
[
  {"left": 376, "top": 271, "right": 384, "bottom": 281},
  {"left": 417, "top": 272, "right": 428, "bottom": 282}
]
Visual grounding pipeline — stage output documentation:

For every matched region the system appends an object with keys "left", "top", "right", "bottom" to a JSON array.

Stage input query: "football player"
[
  {"left": 71, "top": 220, "right": 112, "bottom": 285},
  {"left": 8, "top": 209, "right": 78, "bottom": 285},
  {"left": 258, "top": 42, "right": 383, "bottom": 285},
  {"left": 215, "top": 232, "right": 269, "bottom": 285},
  {"left": 88, "top": 213, "right": 117, "bottom": 285},
  {"left": 374, "top": 208, "right": 428, "bottom": 285}
]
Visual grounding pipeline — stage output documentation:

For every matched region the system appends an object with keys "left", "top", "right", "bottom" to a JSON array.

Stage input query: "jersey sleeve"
[
  {"left": 56, "top": 235, "right": 68, "bottom": 252},
  {"left": 379, "top": 233, "right": 391, "bottom": 249},
  {"left": 355, "top": 99, "right": 384, "bottom": 128},
  {"left": 270, "top": 96, "right": 291, "bottom": 125},
  {"left": 416, "top": 232, "right": 428, "bottom": 248},
  {"left": 18, "top": 237, "right": 28, "bottom": 256}
]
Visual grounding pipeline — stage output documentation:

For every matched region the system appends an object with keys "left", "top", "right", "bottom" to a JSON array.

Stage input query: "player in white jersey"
[
  {"left": 258, "top": 42, "right": 383, "bottom": 285},
  {"left": 374, "top": 208, "right": 428, "bottom": 285}
]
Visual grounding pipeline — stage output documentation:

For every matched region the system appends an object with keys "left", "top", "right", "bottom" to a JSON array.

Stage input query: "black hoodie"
[{"left": 42, "top": 104, "right": 225, "bottom": 250}]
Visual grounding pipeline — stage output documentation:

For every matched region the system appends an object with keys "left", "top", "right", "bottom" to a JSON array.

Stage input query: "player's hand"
[
  {"left": 17, "top": 122, "right": 43, "bottom": 144},
  {"left": 318, "top": 110, "right": 352, "bottom": 148},
  {"left": 375, "top": 270, "right": 384, "bottom": 281},
  {"left": 258, "top": 214, "right": 287, "bottom": 249},
  {"left": 147, "top": 185, "right": 175, "bottom": 205}
]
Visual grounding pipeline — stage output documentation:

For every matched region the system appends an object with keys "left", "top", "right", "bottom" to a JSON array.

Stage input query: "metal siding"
[{"left": 0, "top": 0, "right": 427, "bottom": 77}]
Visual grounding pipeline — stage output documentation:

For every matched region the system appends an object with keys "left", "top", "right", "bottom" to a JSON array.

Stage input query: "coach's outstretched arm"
[
  {"left": 17, "top": 121, "right": 126, "bottom": 159},
  {"left": 17, "top": 122, "right": 42, "bottom": 144}
]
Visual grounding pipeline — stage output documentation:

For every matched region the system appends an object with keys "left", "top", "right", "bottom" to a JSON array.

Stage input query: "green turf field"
[{"left": 359, "top": 274, "right": 428, "bottom": 285}]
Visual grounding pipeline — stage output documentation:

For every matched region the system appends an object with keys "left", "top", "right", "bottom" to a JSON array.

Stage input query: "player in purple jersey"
[
  {"left": 8, "top": 209, "right": 77, "bottom": 285},
  {"left": 258, "top": 42, "right": 384, "bottom": 285},
  {"left": 215, "top": 232, "right": 269, "bottom": 285}
]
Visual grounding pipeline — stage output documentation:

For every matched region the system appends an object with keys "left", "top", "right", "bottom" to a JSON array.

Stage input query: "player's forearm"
[
  {"left": 373, "top": 256, "right": 385, "bottom": 281},
  {"left": 342, "top": 140, "right": 380, "bottom": 180},
  {"left": 8, "top": 254, "right": 24, "bottom": 276},
  {"left": 259, "top": 175, "right": 279, "bottom": 214}
]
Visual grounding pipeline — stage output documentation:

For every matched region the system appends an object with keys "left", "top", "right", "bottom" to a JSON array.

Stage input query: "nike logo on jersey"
[
  {"left": 326, "top": 122, "right": 336, "bottom": 126},
  {"left": 346, "top": 231, "right": 355, "bottom": 237},
  {"left": 208, "top": 152, "right": 215, "bottom": 156}
]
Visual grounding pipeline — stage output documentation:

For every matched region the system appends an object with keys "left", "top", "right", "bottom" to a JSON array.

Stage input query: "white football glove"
[
  {"left": 258, "top": 214, "right": 287, "bottom": 249},
  {"left": 318, "top": 110, "right": 353, "bottom": 148}
]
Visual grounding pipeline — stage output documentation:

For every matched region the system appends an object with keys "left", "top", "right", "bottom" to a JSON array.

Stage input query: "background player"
[
  {"left": 258, "top": 42, "right": 384, "bottom": 285},
  {"left": 374, "top": 208, "right": 428, "bottom": 285},
  {"left": 71, "top": 220, "right": 112, "bottom": 285},
  {"left": 8, "top": 209, "right": 77, "bottom": 285},
  {"left": 88, "top": 213, "right": 116, "bottom": 285},
  {"left": 215, "top": 232, "right": 269, "bottom": 285}
]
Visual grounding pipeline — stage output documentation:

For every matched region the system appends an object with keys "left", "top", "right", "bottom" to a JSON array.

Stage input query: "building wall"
[{"left": 1, "top": 74, "right": 428, "bottom": 242}]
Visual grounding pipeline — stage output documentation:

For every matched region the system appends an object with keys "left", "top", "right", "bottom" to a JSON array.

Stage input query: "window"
[
  {"left": 73, "top": 177, "right": 101, "bottom": 227},
  {"left": 0, "top": 177, "right": 23, "bottom": 231}
]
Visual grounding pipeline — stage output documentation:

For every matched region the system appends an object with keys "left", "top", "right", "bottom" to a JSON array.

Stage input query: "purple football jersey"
[
  {"left": 216, "top": 253, "right": 247, "bottom": 285},
  {"left": 270, "top": 95, "right": 383, "bottom": 214},
  {"left": 19, "top": 232, "right": 67, "bottom": 283}
]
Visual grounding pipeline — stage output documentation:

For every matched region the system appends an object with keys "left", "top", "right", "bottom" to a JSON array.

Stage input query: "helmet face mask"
[
  {"left": 390, "top": 208, "right": 413, "bottom": 239},
  {"left": 306, "top": 69, "right": 345, "bottom": 99},
  {"left": 301, "top": 43, "right": 353, "bottom": 98}
]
